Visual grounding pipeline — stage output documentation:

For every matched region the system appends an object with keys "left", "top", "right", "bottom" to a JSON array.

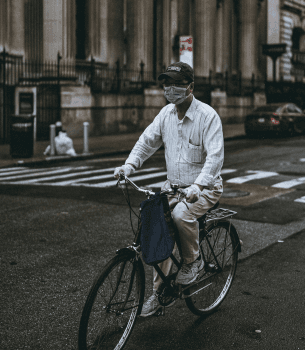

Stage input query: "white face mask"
[{"left": 164, "top": 84, "right": 191, "bottom": 105}]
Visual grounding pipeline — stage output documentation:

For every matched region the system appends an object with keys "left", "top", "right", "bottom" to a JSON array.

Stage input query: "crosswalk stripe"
[
  {"left": 13, "top": 166, "right": 112, "bottom": 184},
  {"left": 50, "top": 167, "right": 164, "bottom": 186},
  {"left": 272, "top": 177, "right": 305, "bottom": 189},
  {"left": 221, "top": 169, "right": 237, "bottom": 174},
  {"left": 294, "top": 196, "right": 305, "bottom": 203},
  {"left": 76, "top": 171, "right": 168, "bottom": 188},
  {"left": 0, "top": 167, "right": 86, "bottom": 181},
  {"left": 226, "top": 170, "right": 279, "bottom": 184},
  {"left": 0, "top": 167, "right": 27, "bottom": 173},
  {"left": 146, "top": 181, "right": 165, "bottom": 188},
  {"left": 0, "top": 167, "right": 52, "bottom": 177}
]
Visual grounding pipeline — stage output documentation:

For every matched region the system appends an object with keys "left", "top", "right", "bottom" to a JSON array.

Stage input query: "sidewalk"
[{"left": 0, "top": 123, "right": 245, "bottom": 168}]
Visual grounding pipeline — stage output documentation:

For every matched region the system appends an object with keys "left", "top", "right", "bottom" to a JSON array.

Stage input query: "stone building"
[{"left": 1, "top": 0, "right": 305, "bottom": 142}]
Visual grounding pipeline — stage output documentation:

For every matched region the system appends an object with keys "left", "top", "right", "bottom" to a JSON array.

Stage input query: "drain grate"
[{"left": 222, "top": 188, "right": 250, "bottom": 198}]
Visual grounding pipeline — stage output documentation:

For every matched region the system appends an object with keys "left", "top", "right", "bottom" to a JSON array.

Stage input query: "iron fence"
[
  {"left": 0, "top": 49, "right": 267, "bottom": 143},
  {"left": 0, "top": 51, "right": 266, "bottom": 96}
]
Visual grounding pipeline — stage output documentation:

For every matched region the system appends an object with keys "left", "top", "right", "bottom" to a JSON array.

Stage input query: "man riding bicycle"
[{"left": 114, "top": 62, "right": 224, "bottom": 317}]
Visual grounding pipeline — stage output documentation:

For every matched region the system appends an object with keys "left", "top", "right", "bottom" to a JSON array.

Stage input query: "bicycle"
[{"left": 78, "top": 174, "right": 242, "bottom": 350}]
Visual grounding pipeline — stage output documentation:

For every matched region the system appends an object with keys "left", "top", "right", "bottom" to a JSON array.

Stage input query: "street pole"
[
  {"left": 272, "top": 57, "right": 277, "bottom": 82},
  {"left": 83, "top": 122, "right": 89, "bottom": 154},
  {"left": 50, "top": 124, "right": 56, "bottom": 156}
]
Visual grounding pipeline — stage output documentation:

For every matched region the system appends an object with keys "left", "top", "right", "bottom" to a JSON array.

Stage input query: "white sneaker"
[
  {"left": 140, "top": 293, "right": 160, "bottom": 317},
  {"left": 176, "top": 256, "right": 204, "bottom": 285}
]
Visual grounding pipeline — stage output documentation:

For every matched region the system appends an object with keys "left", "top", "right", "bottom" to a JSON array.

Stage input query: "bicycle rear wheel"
[
  {"left": 185, "top": 221, "right": 238, "bottom": 316},
  {"left": 78, "top": 252, "right": 145, "bottom": 350}
]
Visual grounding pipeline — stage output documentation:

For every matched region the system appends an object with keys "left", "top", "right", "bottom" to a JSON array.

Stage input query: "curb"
[{"left": 1, "top": 134, "right": 246, "bottom": 168}]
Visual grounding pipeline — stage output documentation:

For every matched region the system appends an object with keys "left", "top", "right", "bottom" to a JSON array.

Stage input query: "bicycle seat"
[{"left": 197, "top": 201, "right": 219, "bottom": 223}]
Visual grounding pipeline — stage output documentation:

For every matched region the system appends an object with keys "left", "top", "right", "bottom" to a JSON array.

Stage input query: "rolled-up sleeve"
[
  {"left": 125, "top": 112, "right": 163, "bottom": 168},
  {"left": 195, "top": 112, "right": 224, "bottom": 188}
]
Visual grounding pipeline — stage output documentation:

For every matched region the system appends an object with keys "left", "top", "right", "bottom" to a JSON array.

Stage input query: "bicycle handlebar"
[{"left": 117, "top": 172, "right": 186, "bottom": 199}]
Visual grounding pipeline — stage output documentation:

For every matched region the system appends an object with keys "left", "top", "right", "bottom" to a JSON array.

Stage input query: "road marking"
[
  {"left": 139, "top": 169, "right": 236, "bottom": 189},
  {"left": 226, "top": 170, "right": 279, "bottom": 184},
  {"left": 13, "top": 167, "right": 112, "bottom": 184},
  {"left": 0, "top": 167, "right": 27, "bottom": 173},
  {"left": 86, "top": 158, "right": 128, "bottom": 163},
  {"left": 0, "top": 168, "right": 51, "bottom": 177},
  {"left": 221, "top": 169, "right": 237, "bottom": 174},
  {"left": 0, "top": 167, "right": 89, "bottom": 181},
  {"left": 272, "top": 177, "right": 305, "bottom": 189},
  {"left": 48, "top": 167, "right": 164, "bottom": 186},
  {"left": 147, "top": 181, "right": 165, "bottom": 188},
  {"left": 78, "top": 171, "right": 168, "bottom": 188},
  {"left": 294, "top": 196, "right": 305, "bottom": 203}
]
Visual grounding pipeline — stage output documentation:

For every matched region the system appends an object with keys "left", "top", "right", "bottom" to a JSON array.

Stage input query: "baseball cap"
[{"left": 158, "top": 62, "right": 194, "bottom": 83}]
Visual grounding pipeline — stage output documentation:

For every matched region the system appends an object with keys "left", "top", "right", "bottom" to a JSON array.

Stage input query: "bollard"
[
  {"left": 50, "top": 124, "right": 56, "bottom": 156},
  {"left": 83, "top": 122, "right": 89, "bottom": 154}
]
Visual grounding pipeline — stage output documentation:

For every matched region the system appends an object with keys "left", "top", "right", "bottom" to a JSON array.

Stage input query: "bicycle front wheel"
[
  {"left": 185, "top": 221, "right": 239, "bottom": 316},
  {"left": 78, "top": 252, "right": 145, "bottom": 350}
]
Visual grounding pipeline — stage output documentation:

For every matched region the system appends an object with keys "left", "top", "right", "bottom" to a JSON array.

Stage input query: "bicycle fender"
[
  {"left": 234, "top": 229, "right": 242, "bottom": 253},
  {"left": 227, "top": 222, "right": 242, "bottom": 253},
  {"left": 207, "top": 221, "right": 242, "bottom": 253}
]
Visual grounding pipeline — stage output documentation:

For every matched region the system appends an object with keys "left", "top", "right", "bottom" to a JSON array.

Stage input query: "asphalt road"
[{"left": 1, "top": 135, "right": 305, "bottom": 349}]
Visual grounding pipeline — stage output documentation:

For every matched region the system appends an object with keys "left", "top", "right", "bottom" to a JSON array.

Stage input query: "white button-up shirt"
[{"left": 125, "top": 96, "right": 224, "bottom": 188}]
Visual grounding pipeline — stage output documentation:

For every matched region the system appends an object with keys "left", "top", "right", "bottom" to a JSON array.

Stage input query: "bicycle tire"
[
  {"left": 185, "top": 220, "right": 238, "bottom": 316},
  {"left": 78, "top": 252, "right": 145, "bottom": 350}
]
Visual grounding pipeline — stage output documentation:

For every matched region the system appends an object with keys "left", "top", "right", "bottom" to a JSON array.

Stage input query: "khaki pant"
[{"left": 153, "top": 178, "right": 223, "bottom": 292}]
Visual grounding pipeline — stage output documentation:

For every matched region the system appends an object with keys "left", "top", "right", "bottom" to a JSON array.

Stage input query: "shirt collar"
[
  {"left": 185, "top": 96, "right": 197, "bottom": 121},
  {"left": 170, "top": 96, "right": 197, "bottom": 122}
]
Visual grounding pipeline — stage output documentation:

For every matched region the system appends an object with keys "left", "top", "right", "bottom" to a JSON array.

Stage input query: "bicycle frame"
[{"left": 116, "top": 174, "right": 241, "bottom": 301}]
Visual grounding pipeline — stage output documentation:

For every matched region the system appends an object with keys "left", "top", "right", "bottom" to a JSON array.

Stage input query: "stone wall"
[
  {"left": 60, "top": 86, "right": 166, "bottom": 137},
  {"left": 60, "top": 86, "right": 267, "bottom": 138},
  {"left": 211, "top": 90, "right": 266, "bottom": 124},
  {"left": 61, "top": 85, "right": 93, "bottom": 137}
]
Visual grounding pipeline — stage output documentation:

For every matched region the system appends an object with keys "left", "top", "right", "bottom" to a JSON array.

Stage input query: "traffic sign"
[{"left": 262, "top": 44, "right": 287, "bottom": 58}]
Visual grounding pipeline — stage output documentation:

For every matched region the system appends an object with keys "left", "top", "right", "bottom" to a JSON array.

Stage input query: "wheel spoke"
[
  {"left": 78, "top": 255, "right": 143, "bottom": 350},
  {"left": 185, "top": 222, "right": 238, "bottom": 316}
]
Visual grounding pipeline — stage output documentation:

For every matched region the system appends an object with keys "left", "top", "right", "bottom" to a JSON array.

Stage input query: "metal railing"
[{"left": 0, "top": 50, "right": 266, "bottom": 96}]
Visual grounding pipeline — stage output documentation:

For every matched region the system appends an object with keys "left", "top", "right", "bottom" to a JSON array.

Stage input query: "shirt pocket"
[{"left": 181, "top": 141, "right": 203, "bottom": 164}]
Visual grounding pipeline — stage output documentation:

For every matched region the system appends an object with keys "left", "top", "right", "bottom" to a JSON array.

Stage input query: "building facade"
[
  {"left": 1, "top": 0, "right": 305, "bottom": 143},
  {"left": 2, "top": 1, "right": 305, "bottom": 80}
]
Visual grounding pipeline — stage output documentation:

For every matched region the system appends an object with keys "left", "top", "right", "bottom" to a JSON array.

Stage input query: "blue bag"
[{"left": 140, "top": 192, "right": 176, "bottom": 265}]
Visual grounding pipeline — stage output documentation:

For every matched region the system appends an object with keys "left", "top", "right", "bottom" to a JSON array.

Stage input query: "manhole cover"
[{"left": 222, "top": 188, "right": 250, "bottom": 198}]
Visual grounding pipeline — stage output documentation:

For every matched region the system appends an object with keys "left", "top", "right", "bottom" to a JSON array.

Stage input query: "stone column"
[
  {"left": 194, "top": 0, "right": 216, "bottom": 77},
  {"left": 170, "top": 0, "right": 179, "bottom": 63},
  {"left": 178, "top": 0, "right": 190, "bottom": 36},
  {"left": 215, "top": 1, "right": 224, "bottom": 73},
  {"left": 267, "top": 0, "right": 280, "bottom": 81},
  {"left": 43, "top": 0, "right": 63, "bottom": 61},
  {"left": 162, "top": 0, "right": 171, "bottom": 68},
  {"left": 24, "top": 0, "right": 43, "bottom": 61},
  {"left": 107, "top": 0, "right": 124, "bottom": 67},
  {"left": 86, "top": 0, "right": 102, "bottom": 60},
  {"left": 62, "top": 0, "right": 76, "bottom": 59},
  {"left": 0, "top": 0, "right": 8, "bottom": 50},
  {"left": 239, "top": 0, "right": 258, "bottom": 78},
  {"left": 126, "top": 0, "right": 154, "bottom": 72},
  {"left": 222, "top": 0, "right": 232, "bottom": 73},
  {"left": 9, "top": 0, "right": 25, "bottom": 55},
  {"left": 155, "top": 0, "right": 164, "bottom": 74}
]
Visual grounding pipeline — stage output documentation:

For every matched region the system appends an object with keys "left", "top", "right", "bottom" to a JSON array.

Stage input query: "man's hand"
[
  {"left": 184, "top": 184, "right": 201, "bottom": 203},
  {"left": 114, "top": 164, "right": 135, "bottom": 179}
]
